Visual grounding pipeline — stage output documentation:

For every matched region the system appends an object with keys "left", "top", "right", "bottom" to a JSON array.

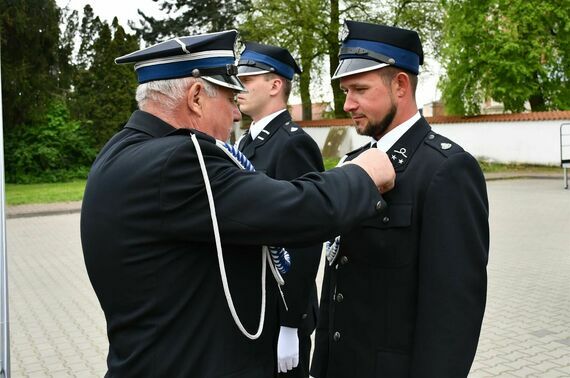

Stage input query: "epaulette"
[
  {"left": 424, "top": 132, "right": 464, "bottom": 158},
  {"left": 283, "top": 120, "right": 301, "bottom": 135}
]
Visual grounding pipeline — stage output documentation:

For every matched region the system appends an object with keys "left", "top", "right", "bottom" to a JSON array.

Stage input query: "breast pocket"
[{"left": 356, "top": 203, "right": 414, "bottom": 267}]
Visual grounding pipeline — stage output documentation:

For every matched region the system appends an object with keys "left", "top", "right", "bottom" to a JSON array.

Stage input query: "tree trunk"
[
  {"left": 328, "top": 0, "right": 347, "bottom": 118},
  {"left": 529, "top": 94, "right": 546, "bottom": 112},
  {"left": 300, "top": 66, "right": 312, "bottom": 120},
  {"left": 529, "top": 72, "right": 546, "bottom": 111},
  {"left": 300, "top": 41, "right": 313, "bottom": 120}
]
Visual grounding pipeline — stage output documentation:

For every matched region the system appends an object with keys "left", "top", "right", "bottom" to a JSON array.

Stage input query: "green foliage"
[
  {"left": 70, "top": 15, "right": 139, "bottom": 148},
  {"left": 57, "top": 6, "right": 78, "bottom": 90},
  {"left": 4, "top": 100, "right": 97, "bottom": 184},
  {"left": 440, "top": 0, "right": 570, "bottom": 115},
  {"left": 240, "top": 0, "right": 443, "bottom": 119},
  {"left": 0, "top": 0, "right": 63, "bottom": 129},
  {"left": 323, "top": 157, "right": 341, "bottom": 170},
  {"left": 241, "top": 0, "right": 328, "bottom": 120}
]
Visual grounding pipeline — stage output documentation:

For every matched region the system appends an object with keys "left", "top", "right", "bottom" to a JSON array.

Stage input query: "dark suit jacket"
[
  {"left": 80, "top": 110, "right": 384, "bottom": 377},
  {"left": 311, "top": 117, "right": 489, "bottom": 378},
  {"left": 239, "top": 111, "right": 324, "bottom": 377}
]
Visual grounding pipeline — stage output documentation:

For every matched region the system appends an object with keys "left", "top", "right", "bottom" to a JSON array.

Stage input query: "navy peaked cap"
[
  {"left": 237, "top": 42, "right": 301, "bottom": 81},
  {"left": 333, "top": 20, "right": 424, "bottom": 79},
  {"left": 115, "top": 30, "right": 245, "bottom": 91}
]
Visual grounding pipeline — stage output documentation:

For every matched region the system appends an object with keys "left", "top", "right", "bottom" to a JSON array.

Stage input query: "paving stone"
[{"left": 530, "top": 329, "right": 558, "bottom": 338}]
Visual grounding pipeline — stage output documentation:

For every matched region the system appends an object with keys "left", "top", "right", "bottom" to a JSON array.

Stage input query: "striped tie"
[{"left": 222, "top": 142, "right": 291, "bottom": 274}]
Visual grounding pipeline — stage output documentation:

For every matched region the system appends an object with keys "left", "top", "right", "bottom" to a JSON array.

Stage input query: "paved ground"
[{"left": 4, "top": 177, "right": 570, "bottom": 377}]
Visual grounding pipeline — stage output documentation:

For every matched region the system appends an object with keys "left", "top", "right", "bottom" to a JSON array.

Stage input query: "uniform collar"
[
  {"left": 386, "top": 115, "right": 431, "bottom": 172},
  {"left": 242, "top": 110, "right": 293, "bottom": 159},
  {"left": 124, "top": 110, "right": 192, "bottom": 137},
  {"left": 249, "top": 108, "right": 287, "bottom": 140},
  {"left": 373, "top": 111, "right": 421, "bottom": 152}
]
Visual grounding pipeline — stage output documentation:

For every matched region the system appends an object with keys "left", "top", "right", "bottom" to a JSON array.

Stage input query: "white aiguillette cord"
[{"left": 191, "top": 134, "right": 265, "bottom": 340}]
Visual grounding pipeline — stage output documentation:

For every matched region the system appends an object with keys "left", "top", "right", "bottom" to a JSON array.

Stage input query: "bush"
[{"left": 4, "top": 100, "right": 97, "bottom": 183}]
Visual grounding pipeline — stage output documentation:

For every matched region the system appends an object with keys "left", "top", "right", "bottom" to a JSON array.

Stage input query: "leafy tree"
[
  {"left": 71, "top": 16, "right": 139, "bottom": 148},
  {"left": 241, "top": 0, "right": 327, "bottom": 120},
  {"left": 0, "top": 0, "right": 61, "bottom": 129},
  {"left": 131, "top": 0, "right": 252, "bottom": 44},
  {"left": 439, "top": 0, "right": 569, "bottom": 115},
  {"left": 243, "top": 0, "right": 443, "bottom": 119},
  {"left": 57, "top": 6, "right": 79, "bottom": 91},
  {"left": 77, "top": 4, "right": 102, "bottom": 68}
]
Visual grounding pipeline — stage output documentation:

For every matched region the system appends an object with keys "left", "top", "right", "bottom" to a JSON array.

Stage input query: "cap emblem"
[{"left": 340, "top": 22, "right": 350, "bottom": 42}]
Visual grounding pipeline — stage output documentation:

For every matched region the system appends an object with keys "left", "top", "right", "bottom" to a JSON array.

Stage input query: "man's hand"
[
  {"left": 277, "top": 326, "right": 299, "bottom": 373},
  {"left": 347, "top": 148, "right": 396, "bottom": 193}
]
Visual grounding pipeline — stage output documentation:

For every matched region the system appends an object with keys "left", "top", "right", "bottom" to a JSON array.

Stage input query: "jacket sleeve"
[
  {"left": 411, "top": 152, "right": 489, "bottom": 377},
  {"left": 274, "top": 134, "right": 325, "bottom": 327},
  {"left": 159, "top": 138, "right": 384, "bottom": 248}
]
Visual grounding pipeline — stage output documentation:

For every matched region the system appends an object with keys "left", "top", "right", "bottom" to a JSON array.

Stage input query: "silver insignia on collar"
[{"left": 441, "top": 143, "right": 452, "bottom": 150}]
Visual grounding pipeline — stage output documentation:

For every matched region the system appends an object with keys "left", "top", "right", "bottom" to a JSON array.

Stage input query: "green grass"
[
  {"left": 478, "top": 161, "right": 560, "bottom": 173},
  {"left": 5, "top": 180, "right": 86, "bottom": 205},
  {"left": 2, "top": 160, "right": 562, "bottom": 206},
  {"left": 323, "top": 157, "right": 341, "bottom": 170}
]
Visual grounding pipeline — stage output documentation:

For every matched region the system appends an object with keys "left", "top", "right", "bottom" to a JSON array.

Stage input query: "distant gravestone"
[{"left": 322, "top": 127, "right": 351, "bottom": 158}]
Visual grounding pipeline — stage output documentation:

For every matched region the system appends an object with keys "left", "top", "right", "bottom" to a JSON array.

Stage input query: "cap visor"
[
  {"left": 237, "top": 66, "right": 271, "bottom": 77},
  {"left": 331, "top": 59, "right": 389, "bottom": 80},
  {"left": 202, "top": 75, "right": 246, "bottom": 92}
]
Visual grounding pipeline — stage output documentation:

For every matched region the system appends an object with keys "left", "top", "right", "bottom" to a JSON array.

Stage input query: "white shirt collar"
[
  {"left": 373, "top": 111, "right": 421, "bottom": 152},
  {"left": 249, "top": 109, "right": 287, "bottom": 140}
]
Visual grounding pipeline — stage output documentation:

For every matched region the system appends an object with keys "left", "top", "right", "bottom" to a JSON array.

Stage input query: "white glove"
[{"left": 277, "top": 326, "right": 299, "bottom": 373}]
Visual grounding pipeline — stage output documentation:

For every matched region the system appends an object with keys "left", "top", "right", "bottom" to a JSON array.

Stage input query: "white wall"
[
  {"left": 304, "top": 120, "right": 569, "bottom": 166},
  {"left": 430, "top": 121, "right": 565, "bottom": 165}
]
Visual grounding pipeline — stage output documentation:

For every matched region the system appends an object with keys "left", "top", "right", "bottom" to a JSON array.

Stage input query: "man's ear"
[
  {"left": 187, "top": 82, "right": 204, "bottom": 117},
  {"left": 393, "top": 72, "right": 410, "bottom": 98},
  {"left": 269, "top": 76, "right": 283, "bottom": 97}
]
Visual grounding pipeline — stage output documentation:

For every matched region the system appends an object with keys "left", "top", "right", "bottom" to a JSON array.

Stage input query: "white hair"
[{"left": 135, "top": 77, "right": 218, "bottom": 110}]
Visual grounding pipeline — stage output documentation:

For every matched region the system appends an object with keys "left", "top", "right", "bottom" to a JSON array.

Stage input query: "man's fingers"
[{"left": 349, "top": 148, "right": 396, "bottom": 193}]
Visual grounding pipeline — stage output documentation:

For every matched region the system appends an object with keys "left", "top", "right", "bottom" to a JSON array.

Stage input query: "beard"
[{"left": 356, "top": 101, "right": 397, "bottom": 139}]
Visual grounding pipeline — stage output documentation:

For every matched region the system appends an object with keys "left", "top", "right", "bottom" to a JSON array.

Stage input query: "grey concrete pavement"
[
  {"left": 469, "top": 179, "right": 570, "bottom": 377},
  {"left": 5, "top": 178, "right": 570, "bottom": 377},
  {"left": 7, "top": 213, "right": 107, "bottom": 377}
]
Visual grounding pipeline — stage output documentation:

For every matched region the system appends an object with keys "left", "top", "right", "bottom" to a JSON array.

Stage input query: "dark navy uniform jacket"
[
  {"left": 239, "top": 110, "right": 324, "bottom": 377},
  {"left": 311, "top": 117, "right": 489, "bottom": 378},
  {"left": 80, "top": 110, "right": 384, "bottom": 378}
]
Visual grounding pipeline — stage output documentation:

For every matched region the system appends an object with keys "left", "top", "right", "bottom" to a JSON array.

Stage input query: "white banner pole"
[{"left": 0, "top": 45, "right": 12, "bottom": 378}]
